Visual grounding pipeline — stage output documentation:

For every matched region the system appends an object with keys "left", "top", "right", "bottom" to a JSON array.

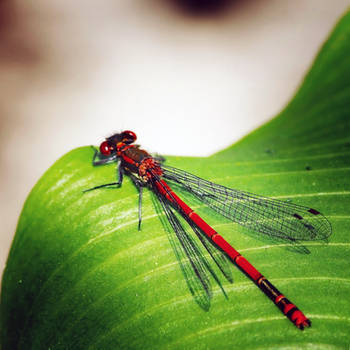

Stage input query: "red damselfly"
[{"left": 84, "top": 130, "right": 332, "bottom": 330}]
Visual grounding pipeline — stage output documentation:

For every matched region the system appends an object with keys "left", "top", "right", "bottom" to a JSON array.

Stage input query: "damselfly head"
[{"left": 100, "top": 130, "right": 137, "bottom": 156}]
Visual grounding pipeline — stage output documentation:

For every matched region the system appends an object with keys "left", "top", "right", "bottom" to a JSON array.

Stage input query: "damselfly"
[{"left": 84, "top": 130, "right": 332, "bottom": 330}]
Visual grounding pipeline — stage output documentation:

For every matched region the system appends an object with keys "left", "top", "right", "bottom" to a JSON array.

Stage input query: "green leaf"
[{"left": 2, "top": 10, "right": 350, "bottom": 350}]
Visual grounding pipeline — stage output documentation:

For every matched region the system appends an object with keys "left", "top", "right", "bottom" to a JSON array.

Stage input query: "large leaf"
[{"left": 1, "top": 10, "right": 350, "bottom": 350}]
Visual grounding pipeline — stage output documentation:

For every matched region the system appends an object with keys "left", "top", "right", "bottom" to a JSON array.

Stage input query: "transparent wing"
[
  {"left": 161, "top": 165, "right": 332, "bottom": 242},
  {"left": 153, "top": 181, "right": 230, "bottom": 311}
]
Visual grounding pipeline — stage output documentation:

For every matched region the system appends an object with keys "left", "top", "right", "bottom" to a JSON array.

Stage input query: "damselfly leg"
[{"left": 84, "top": 159, "right": 124, "bottom": 192}]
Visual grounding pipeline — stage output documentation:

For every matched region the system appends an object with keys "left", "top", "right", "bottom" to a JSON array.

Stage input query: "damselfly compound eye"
[
  {"left": 121, "top": 130, "right": 137, "bottom": 144},
  {"left": 99, "top": 141, "right": 115, "bottom": 155}
]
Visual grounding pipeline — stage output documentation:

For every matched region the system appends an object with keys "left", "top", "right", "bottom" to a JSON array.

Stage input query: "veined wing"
[
  {"left": 161, "top": 165, "right": 332, "bottom": 242},
  {"left": 152, "top": 179, "right": 231, "bottom": 311}
]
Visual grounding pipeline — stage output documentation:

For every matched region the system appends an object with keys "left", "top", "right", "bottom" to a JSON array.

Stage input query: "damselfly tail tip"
[
  {"left": 293, "top": 312, "right": 311, "bottom": 330},
  {"left": 298, "top": 319, "right": 311, "bottom": 331}
]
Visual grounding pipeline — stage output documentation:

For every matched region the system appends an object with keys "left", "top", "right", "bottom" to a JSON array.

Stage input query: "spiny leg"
[
  {"left": 84, "top": 159, "right": 124, "bottom": 192},
  {"left": 128, "top": 173, "right": 145, "bottom": 231}
]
